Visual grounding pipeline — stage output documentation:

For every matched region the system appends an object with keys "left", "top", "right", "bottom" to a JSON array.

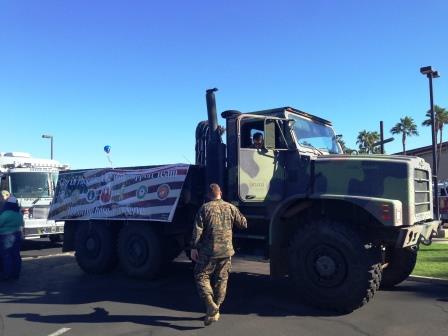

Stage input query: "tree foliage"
[
  {"left": 356, "top": 130, "right": 381, "bottom": 154},
  {"left": 422, "top": 105, "right": 448, "bottom": 170},
  {"left": 390, "top": 116, "right": 418, "bottom": 155},
  {"left": 336, "top": 134, "right": 356, "bottom": 154}
]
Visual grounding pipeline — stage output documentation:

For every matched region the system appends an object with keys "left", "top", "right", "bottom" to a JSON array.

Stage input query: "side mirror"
[{"left": 264, "top": 119, "right": 276, "bottom": 149}]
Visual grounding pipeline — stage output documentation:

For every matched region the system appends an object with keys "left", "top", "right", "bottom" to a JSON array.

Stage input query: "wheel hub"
[
  {"left": 84, "top": 233, "right": 101, "bottom": 258},
  {"left": 127, "top": 235, "right": 149, "bottom": 267},
  {"left": 315, "top": 255, "right": 337, "bottom": 277},
  {"left": 86, "top": 237, "right": 96, "bottom": 251},
  {"left": 305, "top": 244, "right": 348, "bottom": 288},
  {"left": 131, "top": 241, "right": 144, "bottom": 257}
]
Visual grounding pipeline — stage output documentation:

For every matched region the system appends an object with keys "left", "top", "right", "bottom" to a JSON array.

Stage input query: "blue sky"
[{"left": 1, "top": 0, "right": 447, "bottom": 169}]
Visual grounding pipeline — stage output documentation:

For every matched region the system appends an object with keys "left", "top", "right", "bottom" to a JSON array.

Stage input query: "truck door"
[{"left": 238, "top": 116, "right": 287, "bottom": 202}]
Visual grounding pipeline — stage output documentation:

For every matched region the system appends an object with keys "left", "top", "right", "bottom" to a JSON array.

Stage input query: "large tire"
[
  {"left": 381, "top": 247, "right": 417, "bottom": 288},
  {"left": 117, "top": 224, "right": 162, "bottom": 279},
  {"left": 49, "top": 234, "right": 63, "bottom": 244},
  {"left": 162, "top": 237, "right": 184, "bottom": 263},
  {"left": 74, "top": 223, "right": 118, "bottom": 274},
  {"left": 289, "top": 220, "right": 382, "bottom": 313}
]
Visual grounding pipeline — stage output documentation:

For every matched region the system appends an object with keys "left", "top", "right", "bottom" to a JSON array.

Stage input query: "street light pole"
[
  {"left": 420, "top": 66, "right": 440, "bottom": 219},
  {"left": 42, "top": 134, "right": 54, "bottom": 160}
]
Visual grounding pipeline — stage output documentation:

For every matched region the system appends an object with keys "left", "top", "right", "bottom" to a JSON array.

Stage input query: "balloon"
[{"left": 104, "top": 145, "right": 113, "bottom": 168}]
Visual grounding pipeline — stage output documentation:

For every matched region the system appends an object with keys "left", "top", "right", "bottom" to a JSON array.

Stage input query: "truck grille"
[
  {"left": 32, "top": 206, "right": 50, "bottom": 219},
  {"left": 414, "top": 169, "right": 431, "bottom": 214}
]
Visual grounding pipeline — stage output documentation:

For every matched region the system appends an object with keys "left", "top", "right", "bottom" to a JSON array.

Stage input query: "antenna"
[{"left": 182, "top": 155, "right": 192, "bottom": 164}]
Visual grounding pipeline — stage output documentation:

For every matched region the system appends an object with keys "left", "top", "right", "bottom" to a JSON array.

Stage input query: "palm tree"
[
  {"left": 356, "top": 130, "right": 380, "bottom": 154},
  {"left": 422, "top": 105, "right": 448, "bottom": 170},
  {"left": 336, "top": 134, "right": 355, "bottom": 154},
  {"left": 390, "top": 116, "right": 419, "bottom": 155},
  {"left": 356, "top": 130, "right": 368, "bottom": 153}
]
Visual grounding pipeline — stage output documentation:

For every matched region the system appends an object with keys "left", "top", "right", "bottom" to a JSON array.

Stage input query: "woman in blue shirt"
[{"left": 0, "top": 193, "right": 24, "bottom": 280}]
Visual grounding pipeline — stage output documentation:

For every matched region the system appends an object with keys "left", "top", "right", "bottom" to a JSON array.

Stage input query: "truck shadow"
[
  {"left": 3, "top": 255, "right": 448, "bottom": 330},
  {"left": 1, "top": 255, "right": 339, "bottom": 327},
  {"left": 9, "top": 307, "right": 203, "bottom": 331},
  {"left": 380, "top": 282, "right": 448, "bottom": 303},
  {"left": 21, "top": 239, "right": 62, "bottom": 251}
]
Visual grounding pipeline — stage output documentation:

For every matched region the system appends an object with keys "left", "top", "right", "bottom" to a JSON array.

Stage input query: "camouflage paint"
[
  {"left": 190, "top": 199, "right": 247, "bottom": 258},
  {"left": 224, "top": 107, "right": 437, "bottom": 231},
  {"left": 238, "top": 148, "right": 285, "bottom": 202},
  {"left": 313, "top": 154, "right": 433, "bottom": 226}
]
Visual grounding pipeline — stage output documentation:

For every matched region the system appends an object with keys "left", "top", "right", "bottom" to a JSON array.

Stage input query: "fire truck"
[{"left": 0, "top": 152, "right": 69, "bottom": 241}]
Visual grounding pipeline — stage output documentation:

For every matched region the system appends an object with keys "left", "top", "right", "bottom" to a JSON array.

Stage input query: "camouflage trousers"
[{"left": 194, "top": 255, "right": 232, "bottom": 313}]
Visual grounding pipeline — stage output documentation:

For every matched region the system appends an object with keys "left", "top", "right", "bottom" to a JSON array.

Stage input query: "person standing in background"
[{"left": 0, "top": 192, "right": 24, "bottom": 280}]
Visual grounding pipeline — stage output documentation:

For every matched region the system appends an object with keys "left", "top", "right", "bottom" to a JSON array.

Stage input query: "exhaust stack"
[
  {"left": 206, "top": 88, "right": 219, "bottom": 140},
  {"left": 204, "top": 88, "right": 225, "bottom": 194}
]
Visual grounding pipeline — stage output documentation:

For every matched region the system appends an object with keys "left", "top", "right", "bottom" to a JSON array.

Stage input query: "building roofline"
[{"left": 394, "top": 140, "right": 448, "bottom": 155}]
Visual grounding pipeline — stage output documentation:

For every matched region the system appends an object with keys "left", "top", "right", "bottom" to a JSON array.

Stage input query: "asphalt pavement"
[{"left": 0, "top": 240, "right": 447, "bottom": 336}]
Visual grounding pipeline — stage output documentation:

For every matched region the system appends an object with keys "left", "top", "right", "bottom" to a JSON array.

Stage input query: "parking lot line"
[{"left": 47, "top": 328, "right": 71, "bottom": 336}]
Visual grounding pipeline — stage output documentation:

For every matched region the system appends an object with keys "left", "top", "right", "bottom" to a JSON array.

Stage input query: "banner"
[{"left": 48, "top": 164, "right": 190, "bottom": 222}]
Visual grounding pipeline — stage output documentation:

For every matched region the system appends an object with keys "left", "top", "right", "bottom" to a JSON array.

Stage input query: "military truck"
[{"left": 49, "top": 89, "right": 440, "bottom": 312}]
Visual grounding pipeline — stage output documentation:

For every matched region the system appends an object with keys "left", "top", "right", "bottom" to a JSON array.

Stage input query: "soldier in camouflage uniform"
[{"left": 191, "top": 183, "right": 247, "bottom": 326}]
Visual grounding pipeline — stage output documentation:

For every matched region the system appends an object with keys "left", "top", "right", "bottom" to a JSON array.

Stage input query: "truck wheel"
[
  {"left": 74, "top": 223, "right": 117, "bottom": 274},
  {"left": 381, "top": 247, "right": 417, "bottom": 288},
  {"left": 117, "top": 224, "right": 162, "bottom": 279},
  {"left": 163, "top": 238, "right": 183, "bottom": 263},
  {"left": 289, "top": 220, "right": 382, "bottom": 313},
  {"left": 49, "top": 234, "right": 63, "bottom": 244}
]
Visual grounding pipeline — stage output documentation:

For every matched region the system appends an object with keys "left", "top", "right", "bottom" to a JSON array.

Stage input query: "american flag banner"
[{"left": 48, "top": 164, "right": 190, "bottom": 222}]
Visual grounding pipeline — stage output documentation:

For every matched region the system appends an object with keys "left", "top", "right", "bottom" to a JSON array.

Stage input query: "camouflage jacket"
[{"left": 191, "top": 199, "right": 247, "bottom": 258}]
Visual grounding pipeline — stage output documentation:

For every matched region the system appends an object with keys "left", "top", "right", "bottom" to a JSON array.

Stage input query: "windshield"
[
  {"left": 50, "top": 172, "right": 59, "bottom": 193},
  {"left": 288, "top": 114, "right": 342, "bottom": 154},
  {"left": 10, "top": 172, "right": 53, "bottom": 198}
]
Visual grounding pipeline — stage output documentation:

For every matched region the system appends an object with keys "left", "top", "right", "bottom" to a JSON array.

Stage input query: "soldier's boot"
[
  {"left": 206, "top": 295, "right": 223, "bottom": 324},
  {"left": 203, "top": 295, "right": 219, "bottom": 326},
  {"left": 215, "top": 295, "right": 224, "bottom": 311},
  {"left": 209, "top": 311, "right": 220, "bottom": 322}
]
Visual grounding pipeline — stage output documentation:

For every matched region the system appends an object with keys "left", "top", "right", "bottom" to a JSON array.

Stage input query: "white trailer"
[{"left": 0, "top": 152, "right": 69, "bottom": 241}]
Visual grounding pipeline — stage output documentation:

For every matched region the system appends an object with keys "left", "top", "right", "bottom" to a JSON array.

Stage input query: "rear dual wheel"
[
  {"left": 74, "top": 222, "right": 182, "bottom": 279},
  {"left": 74, "top": 223, "right": 118, "bottom": 274},
  {"left": 117, "top": 224, "right": 162, "bottom": 279}
]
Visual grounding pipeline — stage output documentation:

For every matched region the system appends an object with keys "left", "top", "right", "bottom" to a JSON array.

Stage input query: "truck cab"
[{"left": 222, "top": 107, "right": 436, "bottom": 234}]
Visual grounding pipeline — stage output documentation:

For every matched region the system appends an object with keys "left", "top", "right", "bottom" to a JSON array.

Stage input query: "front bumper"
[
  {"left": 396, "top": 220, "right": 440, "bottom": 248},
  {"left": 23, "top": 221, "right": 65, "bottom": 239}
]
